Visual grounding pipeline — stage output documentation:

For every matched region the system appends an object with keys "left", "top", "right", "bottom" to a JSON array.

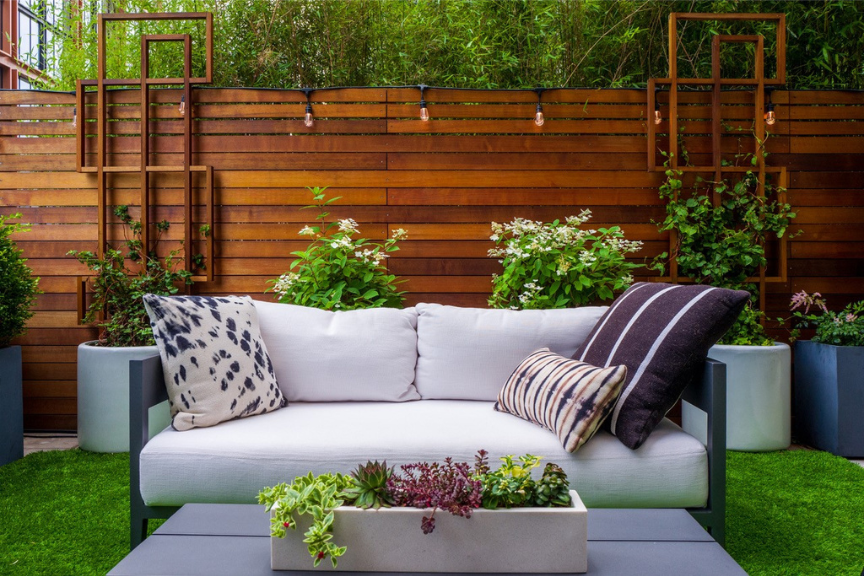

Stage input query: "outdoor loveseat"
[{"left": 129, "top": 284, "right": 734, "bottom": 550}]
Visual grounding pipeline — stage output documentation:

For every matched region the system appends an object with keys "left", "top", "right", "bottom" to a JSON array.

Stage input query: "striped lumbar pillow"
[
  {"left": 574, "top": 282, "right": 750, "bottom": 449},
  {"left": 494, "top": 348, "right": 627, "bottom": 453}
]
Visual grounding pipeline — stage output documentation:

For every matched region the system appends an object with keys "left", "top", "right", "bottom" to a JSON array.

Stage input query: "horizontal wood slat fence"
[{"left": 1, "top": 87, "right": 862, "bottom": 431}]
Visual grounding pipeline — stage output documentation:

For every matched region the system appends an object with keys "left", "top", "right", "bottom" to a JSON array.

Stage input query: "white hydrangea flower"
[
  {"left": 338, "top": 218, "right": 358, "bottom": 233},
  {"left": 299, "top": 225, "right": 316, "bottom": 237}
]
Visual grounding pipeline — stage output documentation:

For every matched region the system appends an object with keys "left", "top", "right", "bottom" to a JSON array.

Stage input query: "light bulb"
[
  {"left": 304, "top": 104, "right": 314, "bottom": 127},
  {"left": 179, "top": 95, "right": 186, "bottom": 117},
  {"left": 72, "top": 106, "right": 77, "bottom": 128},
  {"left": 534, "top": 108, "right": 545, "bottom": 127},
  {"left": 764, "top": 103, "right": 776, "bottom": 126},
  {"left": 420, "top": 103, "right": 430, "bottom": 121},
  {"left": 654, "top": 108, "right": 662, "bottom": 125}
]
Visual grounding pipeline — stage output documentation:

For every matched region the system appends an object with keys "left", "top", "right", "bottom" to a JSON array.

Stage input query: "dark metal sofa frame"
[{"left": 129, "top": 355, "right": 727, "bottom": 550}]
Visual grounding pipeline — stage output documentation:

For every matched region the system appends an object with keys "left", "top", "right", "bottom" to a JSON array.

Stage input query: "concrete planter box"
[
  {"left": 0, "top": 346, "right": 23, "bottom": 466},
  {"left": 708, "top": 343, "right": 791, "bottom": 452},
  {"left": 272, "top": 490, "right": 587, "bottom": 573},
  {"left": 794, "top": 340, "right": 864, "bottom": 457},
  {"left": 78, "top": 342, "right": 161, "bottom": 453}
]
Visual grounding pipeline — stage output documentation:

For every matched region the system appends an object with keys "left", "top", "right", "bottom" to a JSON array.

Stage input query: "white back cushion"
[
  {"left": 414, "top": 304, "right": 607, "bottom": 400},
  {"left": 254, "top": 301, "right": 420, "bottom": 402}
]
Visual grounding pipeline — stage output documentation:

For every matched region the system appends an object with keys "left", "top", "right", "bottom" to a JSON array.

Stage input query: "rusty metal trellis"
[
  {"left": 647, "top": 13, "right": 788, "bottom": 312},
  {"left": 75, "top": 12, "right": 214, "bottom": 321}
]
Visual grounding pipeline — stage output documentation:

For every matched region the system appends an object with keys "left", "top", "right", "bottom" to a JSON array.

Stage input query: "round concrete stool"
[
  {"left": 78, "top": 342, "right": 159, "bottom": 453},
  {"left": 708, "top": 343, "right": 791, "bottom": 452}
]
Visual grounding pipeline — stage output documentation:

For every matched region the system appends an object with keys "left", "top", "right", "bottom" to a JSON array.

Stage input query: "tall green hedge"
[{"left": 30, "top": 1, "right": 864, "bottom": 90}]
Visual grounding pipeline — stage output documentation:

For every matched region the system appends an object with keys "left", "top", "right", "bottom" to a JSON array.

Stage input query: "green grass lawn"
[{"left": 1, "top": 449, "right": 864, "bottom": 575}]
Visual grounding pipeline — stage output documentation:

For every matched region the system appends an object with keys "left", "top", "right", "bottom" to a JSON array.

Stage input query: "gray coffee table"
[{"left": 109, "top": 504, "right": 745, "bottom": 575}]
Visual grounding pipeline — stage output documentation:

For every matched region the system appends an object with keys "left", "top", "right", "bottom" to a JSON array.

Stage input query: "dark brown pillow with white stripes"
[
  {"left": 574, "top": 282, "right": 750, "bottom": 449},
  {"left": 494, "top": 348, "right": 627, "bottom": 453}
]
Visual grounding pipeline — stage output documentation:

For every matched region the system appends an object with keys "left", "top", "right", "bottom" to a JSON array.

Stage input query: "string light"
[
  {"left": 764, "top": 88, "right": 776, "bottom": 126},
  {"left": 302, "top": 88, "right": 314, "bottom": 127},
  {"left": 72, "top": 106, "right": 77, "bottom": 128},
  {"left": 654, "top": 88, "right": 662, "bottom": 125},
  {"left": 179, "top": 94, "right": 186, "bottom": 116},
  {"left": 419, "top": 84, "right": 430, "bottom": 121},
  {"left": 533, "top": 88, "right": 545, "bottom": 127}
]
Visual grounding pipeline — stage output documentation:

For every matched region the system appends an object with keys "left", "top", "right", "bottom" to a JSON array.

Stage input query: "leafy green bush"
[
  {"left": 788, "top": 291, "right": 864, "bottom": 347},
  {"left": 269, "top": 188, "right": 406, "bottom": 311},
  {"left": 36, "top": 1, "right": 864, "bottom": 91},
  {"left": 652, "top": 146, "right": 796, "bottom": 346},
  {"left": 488, "top": 211, "right": 642, "bottom": 310},
  {"left": 0, "top": 214, "right": 40, "bottom": 347},
  {"left": 68, "top": 206, "right": 192, "bottom": 347}
]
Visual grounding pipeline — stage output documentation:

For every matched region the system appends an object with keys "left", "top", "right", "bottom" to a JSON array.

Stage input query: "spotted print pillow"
[{"left": 143, "top": 295, "right": 285, "bottom": 431}]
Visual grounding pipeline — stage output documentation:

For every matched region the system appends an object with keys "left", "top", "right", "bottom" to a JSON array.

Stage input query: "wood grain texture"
[{"left": 3, "top": 86, "right": 861, "bottom": 430}]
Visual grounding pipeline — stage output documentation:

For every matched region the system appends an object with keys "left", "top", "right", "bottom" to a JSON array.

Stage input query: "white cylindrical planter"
[
  {"left": 78, "top": 342, "right": 159, "bottom": 453},
  {"left": 708, "top": 343, "right": 791, "bottom": 452}
]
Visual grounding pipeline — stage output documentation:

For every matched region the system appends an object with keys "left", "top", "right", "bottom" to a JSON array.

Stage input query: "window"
[{"left": 18, "top": 0, "right": 58, "bottom": 76}]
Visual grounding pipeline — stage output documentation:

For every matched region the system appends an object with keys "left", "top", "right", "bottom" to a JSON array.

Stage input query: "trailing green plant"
[
  {"left": 488, "top": 212, "right": 643, "bottom": 310},
  {"left": 68, "top": 206, "right": 193, "bottom": 347},
  {"left": 481, "top": 453, "right": 543, "bottom": 509},
  {"left": 269, "top": 188, "right": 407, "bottom": 310},
  {"left": 259, "top": 472, "right": 352, "bottom": 568},
  {"left": 787, "top": 291, "right": 864, "bottom": 347},
  {"left": 342, "top": 460, "right": 394, "bottom": 510},
  {"left": 0, "top": 213, "right": 40, "bottom": 348}
]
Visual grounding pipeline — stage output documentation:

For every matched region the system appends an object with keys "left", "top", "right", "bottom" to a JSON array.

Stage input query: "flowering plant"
[
  {"left": 788, "top": 291, "right": 864, "bottom": 347},
  {"left": 269, "top": 188, "right": 407, "bottom": 310},
  {"left": 488, "top": 211, "right": 643, "bottom": 310}
]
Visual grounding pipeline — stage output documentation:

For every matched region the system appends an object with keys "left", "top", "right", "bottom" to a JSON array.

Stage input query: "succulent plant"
[
  {"left": 533, "top": 463, "right": 572, "bottom": 507},
  {"left": 343, "top": 460, "right": 395, "bottom": 510},
  {"left": 481, "top": 454, "right": 542, "bottom": 509}
]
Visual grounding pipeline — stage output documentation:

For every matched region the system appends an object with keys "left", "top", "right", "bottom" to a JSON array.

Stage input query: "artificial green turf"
[
  {"left": 0, "top": 450, "right": 131, "bottom": 576},
  {"left": 726, "top": 450, "right": 864, "bottom": 576},
  {"left": 2, "top": 448, "right": 864, "bottom": 575}
]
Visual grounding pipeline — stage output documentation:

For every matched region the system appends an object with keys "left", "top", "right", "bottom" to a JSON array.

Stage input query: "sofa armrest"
[
  {"left": 680, "top": 358, "right": 726, "bottom": 546},
  {"left": 129, "top": 354, "right": 176, "bottom": 549}
]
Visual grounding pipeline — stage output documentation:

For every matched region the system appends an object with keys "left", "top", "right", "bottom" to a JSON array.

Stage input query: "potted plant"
[
  {"left": 269, "top": 187, "right": 407, "bottom": 310},
  {"left": 69, "top": 206, "right": 195, "bottom": 452},
  {"left": 0, "top": 213, "right": 40, "bottom": 466},
  {"left": 487, "top": 210, "right": 643, "bottom": 309},
  {"left": 788, "top": 291, "right": 864, "bottom": 457},
  {"left": 260, "top": 451, "right": 587, "bottom": 573},
  {"left": 654, "top": 162, "right": 796, "bottom": 452}
]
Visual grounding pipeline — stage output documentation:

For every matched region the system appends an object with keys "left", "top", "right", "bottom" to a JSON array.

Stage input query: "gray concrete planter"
[
  {"left": 0, "top": 345, "right": 23, "bottom": 466},
  {"left": 794, "top": 340, "right": 864, "bottom": 457},
  {"left": 78, "top": 341, "right": 160, "bottom": 453},
  {"left": 708, "top": 343, "right": 791, "bottom": 452},
  {"left": 272, "top": 490, "right": 588, "bottom": 573}
]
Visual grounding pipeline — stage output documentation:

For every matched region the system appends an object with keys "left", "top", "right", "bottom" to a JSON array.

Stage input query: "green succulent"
[
  {"left": 481, "top": 454, "right": 542, "bottom": 509},
  {"left": 342, "top": 460, "right": 394, "bottom": 510},
  {"left": 533, "top": 463, "right": 572, "bottom": 508}
]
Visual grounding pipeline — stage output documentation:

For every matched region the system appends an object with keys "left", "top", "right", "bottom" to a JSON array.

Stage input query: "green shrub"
[
  {"left": 0, "top": 214, "right": 40, "bottom": 347},
  {"left": 488, "top": 211, "right": 642, "bottom": 310},
  {"left": 68, "top": 206, "right": 193, "bottom": 347},
  {"left": 269, "top": 188, "right": 406, "bottom": 311}
]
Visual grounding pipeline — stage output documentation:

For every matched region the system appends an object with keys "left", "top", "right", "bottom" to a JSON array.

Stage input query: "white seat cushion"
[{"left": 140, "top": 400, "right": 707, "bottom": 508}]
